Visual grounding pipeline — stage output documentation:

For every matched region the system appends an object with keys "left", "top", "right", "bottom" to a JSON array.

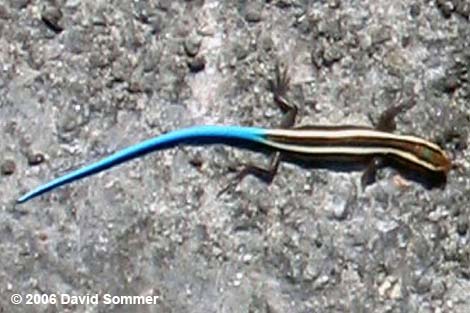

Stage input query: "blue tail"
[{"left": 17, "top": 126, "right": 267, "bottom": 204}]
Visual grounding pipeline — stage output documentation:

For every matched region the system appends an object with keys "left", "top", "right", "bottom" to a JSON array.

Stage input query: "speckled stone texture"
[{"left": 1, "top": 0, "right": 469, "bottom": 312}]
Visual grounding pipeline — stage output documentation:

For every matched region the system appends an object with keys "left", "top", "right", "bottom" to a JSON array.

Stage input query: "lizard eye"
[{"left": 417, "top": 146, "right": 451, "bottom": 172}]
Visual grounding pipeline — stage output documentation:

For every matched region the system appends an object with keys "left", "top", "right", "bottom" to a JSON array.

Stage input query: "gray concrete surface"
[{"left": 1, "top": 0, "right": 470, "bottom": 312}]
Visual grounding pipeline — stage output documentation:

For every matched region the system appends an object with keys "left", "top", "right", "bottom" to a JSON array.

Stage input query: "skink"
[
  {"left": 16, "top": 67, "right": 451, "bottom": 204},
  {"left": 17, "top": 123, "right": 451, "bottom": 203}
]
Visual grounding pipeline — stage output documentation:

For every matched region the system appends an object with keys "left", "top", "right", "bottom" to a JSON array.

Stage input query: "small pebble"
[
  {"left": 409, "top": 3, "right": 421, "bottom": 17},
  {"left": 42, "top": 5, "right": 64, "bottom": 33},
  {"left": 436, "top": 0, "right": 455, "bottom": 18},
  {"left": 456, "top": 216, "right": 468, "bottom": 236},
  {"left": 187, "top": 56, "right": 206, "bottom": 73},
  {"left": 184, "top": 35, "right": 201, "bottom": 57},
  {"left": 1, "top": 159, "right": 16, "bottom": 175},
  {"left": 28, "top": 153, "right": 45, "bottom": 166},
  {"left": 245, "top": 2, "right": 263, "bottom": 23}
]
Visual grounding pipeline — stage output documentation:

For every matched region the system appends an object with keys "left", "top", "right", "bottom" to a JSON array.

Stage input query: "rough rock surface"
[{"left": 1, "top": 1, "right": 469, "bottom": 312}]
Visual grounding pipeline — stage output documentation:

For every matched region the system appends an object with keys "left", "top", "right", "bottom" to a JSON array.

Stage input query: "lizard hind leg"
[
  {"left": 218, "top": 63, "right": 297, "bottom": 196},
  {"left": 217, "top": 152, "right": 281, "bottom": 197},
  {"left": 269, "top": 62, "right": 298, "bottom": 128}
]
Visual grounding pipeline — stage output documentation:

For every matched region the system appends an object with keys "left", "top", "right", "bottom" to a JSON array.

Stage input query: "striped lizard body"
[
  {"left": 263, "top": 126, "right": 450, "bottom": 173},
  {"left": 16, "top": 124, "right": 450, "bottom": 204},
  {"left": 16, "top": 65, "right": 451, "bottom": 204}
]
